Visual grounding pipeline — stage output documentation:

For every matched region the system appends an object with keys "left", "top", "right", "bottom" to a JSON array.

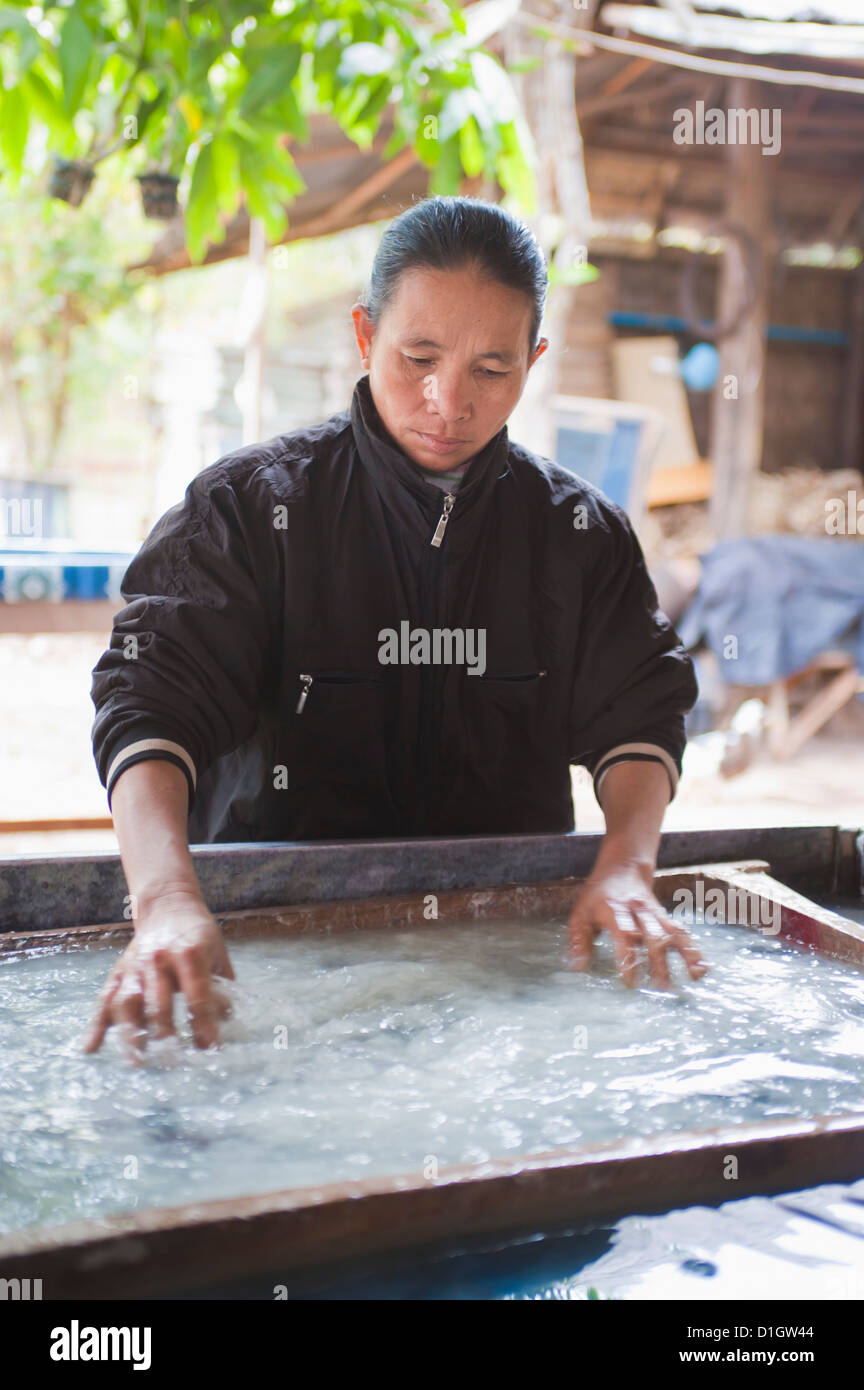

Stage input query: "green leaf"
[
  {"left": 346, "top": 76, "right": 392, "bottom": 142},
  {"left": 381, "top": 123, "right": 411, "bottom": 162},
  {"left": 187, "top": 37, "right": 225, "bottom": 89},
  {"left": 549, "top": 260, "right": 600, "bottom": 288},
  {"left": 267, "top": 145, "right": 306, "bottom": 199},
  {"left": 409, "top": 105, "right": 441, "bottom": 167},
  {"left": 438, "top": 88, "right": 476, "bottom": 144},
  {"left": 133, "top": 84, "right": 167, "bottom": 146},
  {"left": 246, "top": 87, "right": 309, "bottom": 142},
  {"left": 0, "top": 7, "right": 40, "bottom": 73},
  {"left": 315, "top": 20, "right": 343, "bottom": 50},
  {"left": 0, "top": 84, "right": 29, "bottom": 180},
  {"left": 240, "top": 47, "right": 302, "bottom": 116},
  {"left": 337, "top": 43, "right": 394, "bottom": 82},
  {"left": 58, "top": 5, "right": 93, "bottom": 119},
  {"left": 23, "top": 67, "right": 70, "bottom": 139},
  {"left": 177, "top": 93, "right": 205, "bottom": 134},
  {"left": 236, "top": 142, "right": 289, "bottom": 244},
  {"left": 428, "top": 133, "right": 462, "bottom": 196},
  {"left": 185, "top": 140, "right": 224, "bottom": 264},
  {"left": 164, "top": 18, "right": 188, "bottom": 82},
  {"left": 235, "top": 134, "right": 306, "bottom": 199},
  {"left": 497, "top": 121, "right": 537, "bottom": 212},
  {"left": 210, "top": 132, "right": 242, "bottom": 218},
  {"left": 459, "top": 114, "right": 484, "bottom": 178}
]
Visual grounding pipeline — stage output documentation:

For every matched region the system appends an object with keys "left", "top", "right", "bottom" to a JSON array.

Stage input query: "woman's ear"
[
  {"left": 529, "top": 337, "right": 549, "bottom": 368},
  {"left": 351, "top": 303, "right": 374, "bottom": 369}
]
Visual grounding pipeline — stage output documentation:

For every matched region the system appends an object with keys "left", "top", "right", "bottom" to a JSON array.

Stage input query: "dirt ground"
[{"left": 1, "top": 632, "right": 861, "bottom": 858}]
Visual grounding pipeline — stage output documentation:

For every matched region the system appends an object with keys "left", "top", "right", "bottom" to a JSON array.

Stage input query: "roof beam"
[{"left": 514, "top": 10, "right": 864, "bottom": 94}]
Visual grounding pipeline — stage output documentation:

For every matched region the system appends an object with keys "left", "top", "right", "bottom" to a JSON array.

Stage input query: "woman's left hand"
[{"left": 568, "top": 862, "right": 709, "bottom": 989}]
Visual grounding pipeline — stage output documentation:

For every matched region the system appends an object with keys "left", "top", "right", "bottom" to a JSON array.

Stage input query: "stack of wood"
[
  {"left": 642, "top": 467, "right": 862, "bottom": 562},
  {"left": 748, "top": 468, "right": 863, "bottom": 537}
]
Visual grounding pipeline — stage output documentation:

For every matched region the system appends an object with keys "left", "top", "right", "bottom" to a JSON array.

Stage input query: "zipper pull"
[
  {"left": 431, "top": 492, "right": 456, "bottom": 548},
  {"left": 295, "top": 673, "right": 313, "bottom": 713}
]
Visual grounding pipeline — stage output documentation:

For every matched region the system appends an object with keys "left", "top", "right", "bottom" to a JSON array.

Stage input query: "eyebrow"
[{"left": 401, "top": 337, "right": 517, "bottom": 365}]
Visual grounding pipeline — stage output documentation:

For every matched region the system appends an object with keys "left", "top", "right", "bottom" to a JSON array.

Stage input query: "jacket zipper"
[
  {"left": 295, "top": 671, "right": 380, "bottom": 714},
  {"left": 430, "top": 492, "right": 456, "bottom": 547},
  {"left": 411, "top": 490, "right": 458, "bottom": 827}
]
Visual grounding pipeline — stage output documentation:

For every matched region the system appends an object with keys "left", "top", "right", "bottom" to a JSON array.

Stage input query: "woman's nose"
[{"left": 425, "top": 372, "right": 472, "bottom": 422}]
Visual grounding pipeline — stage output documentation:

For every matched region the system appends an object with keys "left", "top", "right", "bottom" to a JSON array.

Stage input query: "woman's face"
[{"left": 352, "top": 265, "right": 548, "bottom": 471}]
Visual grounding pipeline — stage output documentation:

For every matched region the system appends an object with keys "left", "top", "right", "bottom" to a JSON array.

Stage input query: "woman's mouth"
[{"left": 416, "top": 431, "right": 467, "bottom": 455}]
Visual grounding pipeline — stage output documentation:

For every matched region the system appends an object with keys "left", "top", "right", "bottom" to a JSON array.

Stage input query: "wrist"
[
  {"left": 591, "top": 846, "right": 656, "bottom": 887},
  {"left": 133, "top": 884, "right": 207, "bottom": 926}
]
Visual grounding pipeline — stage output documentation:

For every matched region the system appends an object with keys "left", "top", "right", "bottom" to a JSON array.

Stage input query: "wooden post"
[
  {"left": 709, "top": 78, "right": 772, "bottom": 540},
  {"left": 505, "top": 0, "right": 599, "bottom": 458},
  {"left": 239, "top": 216, "right": 268, "bottom": 446},
  {"left": 840, "top": 234, "right": 864, "bottom": 476}
]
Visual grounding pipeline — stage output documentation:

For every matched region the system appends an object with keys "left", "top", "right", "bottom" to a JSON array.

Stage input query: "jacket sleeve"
[
  {"left": 568, "top": 494, "right": 698, "bottom": 806},
  {"left": 90, "top": 467, "right": 277, "bottom": 812}
]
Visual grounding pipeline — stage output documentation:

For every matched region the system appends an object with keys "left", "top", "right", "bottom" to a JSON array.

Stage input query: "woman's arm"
[
  {"left": 82, "top": 759, "right": 234, "bottom": 1060},
  {"left": 568, "top": 759, "right": 709, "bottom": 988},
  {"left": 87, "top": 467, "right": 280, "bottom": 1059}
]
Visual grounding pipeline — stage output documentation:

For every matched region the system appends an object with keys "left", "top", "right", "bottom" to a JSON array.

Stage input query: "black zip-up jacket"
[{"left": 90, "top": 373, "right": 698, "bottom": 843}]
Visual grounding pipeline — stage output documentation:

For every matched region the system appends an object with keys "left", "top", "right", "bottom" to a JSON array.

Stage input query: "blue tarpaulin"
[{"left": 677, "top": 535, "right": 864, "bottom": 689}]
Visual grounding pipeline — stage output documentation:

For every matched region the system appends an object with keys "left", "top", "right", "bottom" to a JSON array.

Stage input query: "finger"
[
  {"left": 82, "top": 969, "right": 123, "bottom": 1053},
  {"left": 632, "top": 909, "right": 673, "bottom": 990},
  {"left": 115, "top": 981, "right": 149, "bottom": 1063},
  {"left": 567, "top": 902, "right": 595, "bottom": 971},
  {"left": 212, "top": 982, "right": 233, "bottom": 1021},
  {"left": 143, "top": 952, "right": 177, "bottom": 1041},
  {"left": 652, "top": 900, "right": 711, "bottom": 980},
  {"left": 666, "top": 915, "right": 711, "bottom": 981},
  {"left": 605, "top": 907, "right": 643, "bottom": 989},
  {"left": 216, "top": 945, "right": 236, "bottom": 982},
  {"left": 201, "top": 978, "right": 233, "bottom": 1022},
  {"left": 175, "top": 950, "right": 223, "bottom": 1049}
]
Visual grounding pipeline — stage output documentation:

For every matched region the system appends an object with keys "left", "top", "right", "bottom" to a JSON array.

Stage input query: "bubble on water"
[{"left": 3, "top": 915, "right": 864, "bottom": 1236}]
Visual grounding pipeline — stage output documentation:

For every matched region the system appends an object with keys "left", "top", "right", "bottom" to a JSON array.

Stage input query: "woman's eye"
[{"left": 405, "top": 357, "right": 505, "bottom": 378}]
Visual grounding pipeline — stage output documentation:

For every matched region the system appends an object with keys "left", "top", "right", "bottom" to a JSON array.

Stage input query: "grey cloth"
[{"left": 678, "top": 535, "right": 864, "bottom": 687}]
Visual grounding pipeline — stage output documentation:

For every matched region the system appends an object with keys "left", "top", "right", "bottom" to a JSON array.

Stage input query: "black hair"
[{"left": 358, "top": 195, "right": 547, "bottom": 359}]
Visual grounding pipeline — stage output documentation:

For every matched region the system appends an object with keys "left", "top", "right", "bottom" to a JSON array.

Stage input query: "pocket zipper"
[
  {"left": 295, "top": 671, "right": 381, "bottom": 714},
  {"left": 478, "top": 669, "right": 547, "bottom": 681}
]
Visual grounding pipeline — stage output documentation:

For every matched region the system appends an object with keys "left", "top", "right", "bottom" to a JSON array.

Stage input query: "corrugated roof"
[
  {"left": 689, "top": 2, "right": 864, "bottom": 20},
  {"left": 601, "top": 4, "right": 864, "bottom": 57}
]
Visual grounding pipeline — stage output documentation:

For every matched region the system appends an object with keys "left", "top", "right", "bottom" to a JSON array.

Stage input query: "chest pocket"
[
  {"left": 279, "top": 671, "right": 399, "bottom": 822},
  {"left": 447, "top": 669, "right": 548, "bottom": 777}
]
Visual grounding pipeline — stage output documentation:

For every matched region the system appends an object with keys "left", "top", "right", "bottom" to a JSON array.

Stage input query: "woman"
[{"left": 86, "top": 196, "right": 706, "bottom": 1059}]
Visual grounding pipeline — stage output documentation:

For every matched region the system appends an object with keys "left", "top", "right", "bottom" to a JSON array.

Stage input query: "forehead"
[{"left": 384, "top": 265, "right": 532, "bottom": 357}]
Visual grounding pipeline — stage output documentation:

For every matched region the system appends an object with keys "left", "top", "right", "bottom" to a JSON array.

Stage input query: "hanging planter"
[
  {"left": 137, "top": 171, "right": 180, "bottom": 221},
  {"left": 48, "top": 157, "right": 96, "bottom": 207}
]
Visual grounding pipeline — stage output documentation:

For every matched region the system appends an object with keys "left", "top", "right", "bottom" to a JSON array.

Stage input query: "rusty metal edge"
[
  {"left": 1, "top": 1113, "right": 864, "bottom": 1299},
  {"left": 1, "top": 824, "right": 852, "bottom": 934},
  {"left": 2, "top": 864, "right": 863, "bottom": 1298}
]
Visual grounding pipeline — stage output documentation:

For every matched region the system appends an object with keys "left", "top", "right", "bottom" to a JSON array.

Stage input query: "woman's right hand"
[{"left": 82, "top": 891, "right": 235, "bottom": 1062}]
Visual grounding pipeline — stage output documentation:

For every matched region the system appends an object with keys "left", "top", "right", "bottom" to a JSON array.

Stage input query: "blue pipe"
[{"left": 609, "top": 310, "right": 848, "bottom": 347}]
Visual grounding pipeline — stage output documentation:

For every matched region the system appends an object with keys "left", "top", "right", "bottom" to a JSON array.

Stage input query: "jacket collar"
[{"left": 350, "top": 373, "right": 510, "bottom": 538}]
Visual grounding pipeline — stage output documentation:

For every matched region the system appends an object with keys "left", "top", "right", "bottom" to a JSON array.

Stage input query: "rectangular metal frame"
[{"left": 1, "top": 847, "right": 863, "bottom": 1298}]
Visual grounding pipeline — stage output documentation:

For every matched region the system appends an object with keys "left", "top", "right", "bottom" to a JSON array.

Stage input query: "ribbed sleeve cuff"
[
  {"left": 106, "top": 738, "right": 197, "bottom": 812},
  {"left": 593, "top": 742, "right": 679, "bottom": 804}
]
